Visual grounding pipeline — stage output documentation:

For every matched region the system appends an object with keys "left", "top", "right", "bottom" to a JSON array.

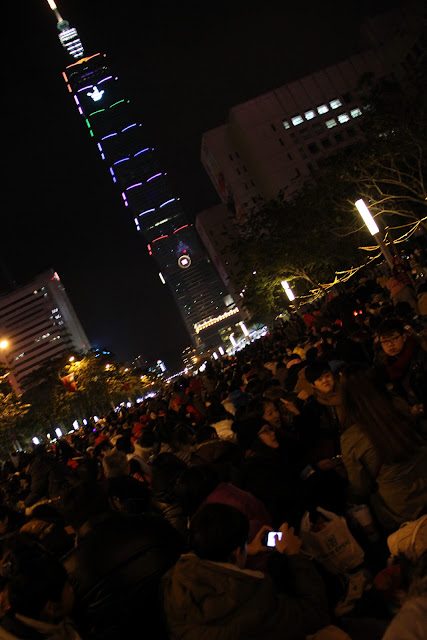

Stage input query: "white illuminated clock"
[{"left": 87, "top": 87, "right": 105, "bottom": 102}]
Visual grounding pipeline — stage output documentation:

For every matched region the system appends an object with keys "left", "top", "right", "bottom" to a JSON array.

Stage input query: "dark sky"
[{"left": 5, "top": 0, "right": 402, "bottom": 371}]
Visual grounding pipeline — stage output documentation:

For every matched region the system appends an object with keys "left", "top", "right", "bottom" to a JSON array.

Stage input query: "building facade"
[
  {"left": 201, "top": 3, "right": 425, "bottom": 221},
  {"left": 0, "top": 270, "right": 90, "bottom": 395},
  {"left": 199, "top": 2, "right": 425, "bottom": 294},
  {"left": 47, "top": 1, "right": 243, "bottom": 350}
]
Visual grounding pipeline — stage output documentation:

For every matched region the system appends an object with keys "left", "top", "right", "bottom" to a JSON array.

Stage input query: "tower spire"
[{"left": 46, "top": 0, "right": 85, "bottom": 60}]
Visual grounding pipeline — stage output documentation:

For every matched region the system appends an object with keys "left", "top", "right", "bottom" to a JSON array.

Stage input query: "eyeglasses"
[{"left": 380, "top": 334, "right": 402, "bottom": 346}]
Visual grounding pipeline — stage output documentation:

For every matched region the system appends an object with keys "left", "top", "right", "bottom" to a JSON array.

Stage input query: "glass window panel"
[
  {"left": 291, "top": 115, "right": 304, "bottom": 126},
  {"left": 317, "top": 104, "right": 329, "bottom": 114}
]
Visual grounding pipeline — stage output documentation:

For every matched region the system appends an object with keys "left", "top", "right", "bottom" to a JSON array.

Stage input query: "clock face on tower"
[
  {"left": 178, "top": 254, "right": 191, "bottom": 269},
  {"left": 87, "top": 86, "right": 105, "bottom": 102}
]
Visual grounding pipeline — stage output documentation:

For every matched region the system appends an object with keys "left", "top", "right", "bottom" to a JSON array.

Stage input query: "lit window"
[
  {"left": 304, "top": 110, "right": 316, "bottom": 120},
  {"left": 317, "top": 104, "right": 329, "bottom": 114},
  {"left": 325, "top": 119, "right": 337, "bottom": 128},
  {"left": 330, "top": 99, "right": 342, "bottom": 109},
  {"left": 291, "top": 115, "right": 304, "bottom": 126},
  {"left": 283, "top": 121, "right": 291, "bottom": 129},
  {"left": 350, "top": 108, "right": 362, "bottom": 118},
  {"left": 338, "top": 113, "right": 350, "bottom": 123}
]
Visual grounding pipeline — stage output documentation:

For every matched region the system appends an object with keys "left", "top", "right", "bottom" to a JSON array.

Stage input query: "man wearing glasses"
[{"left": 374, "top": 317, "right": 427, "bottom": 418}]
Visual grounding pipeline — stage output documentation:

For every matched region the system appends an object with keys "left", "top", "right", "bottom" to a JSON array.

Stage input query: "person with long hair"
[{"left": 340, "top": 363, "right": 427, "bottom": 532}]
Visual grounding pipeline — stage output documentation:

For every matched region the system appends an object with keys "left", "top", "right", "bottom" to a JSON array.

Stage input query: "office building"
[
  {"left": 0, "top": 270, "right": 90, "bottom": 394},
  {"left": 46, "top": 1, "right": 243, "bottom": 349},
  {"left": 201, "top": 3, "right": 425, "bottom": 220}
]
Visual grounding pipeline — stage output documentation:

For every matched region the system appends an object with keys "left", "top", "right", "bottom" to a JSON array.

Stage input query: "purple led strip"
[
  {"left": 146, "top": 173, "right": 162, "bottom": 182},
  {"left": 160, "top": 198, "right": 175, "bottom": 208},
  {"left": 97, "top": 76, "right": 113, "bottom": 85},
  {"left": 101, "top": 133, "right": 117, "bottom": 140},
  {"left": 121, "top": 193, "right": 129, "bottom": 206},
  {"left": 122, "top": 124, "right": 137, "bottom": 132},
  {"left": 126, "top": 182, "right": 143, "bottom": 190},
  {"left": 77, "top": 85, "right": 93, "bottom": 93},
  {"left": 134, "top": 148, "right": 149, "bottom": 157}
]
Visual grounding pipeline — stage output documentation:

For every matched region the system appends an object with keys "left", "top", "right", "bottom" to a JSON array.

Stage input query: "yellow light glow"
[
  {"left": 0, "top": 340, "right": 8, "bottom": 350},
  {"left": 194, "top": 307, "right": 240, "bottom": 334},
  {"left": 69, "top": 356, "right": 75, "bottom": 362}
]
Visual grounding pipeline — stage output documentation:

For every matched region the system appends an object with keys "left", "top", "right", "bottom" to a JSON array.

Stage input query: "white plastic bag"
[{"left": 300, "top": 506, "right": 365, "bottom": 575}]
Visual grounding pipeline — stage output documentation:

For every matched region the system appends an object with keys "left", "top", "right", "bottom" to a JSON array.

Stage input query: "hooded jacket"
[{"left": 162, "top": 552, "right": 328, "bottom": 640}]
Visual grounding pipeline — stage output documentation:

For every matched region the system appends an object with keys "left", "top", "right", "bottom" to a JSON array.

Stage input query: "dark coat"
[
  {"left": 24, "top": 455, "right": 74, "bottom": 508},
  {"left": 237, "top": 443, "right": 304, "bottom": 528},
  {"left": 162, "top": 552, "right": 329, "bottom": 640},
  {"left": 63, "top": 512, "right": 183, "bottom": 640}
]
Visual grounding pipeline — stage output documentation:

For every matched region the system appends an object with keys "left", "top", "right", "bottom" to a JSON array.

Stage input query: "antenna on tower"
[
  {"left": 46, "top": 0, "right": 85, "bottom": 60},
  {"left": 46, "top": 0, "right": 63, "bottom": 23}
]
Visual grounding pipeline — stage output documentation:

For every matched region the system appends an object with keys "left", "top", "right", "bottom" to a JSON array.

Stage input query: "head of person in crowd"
[
  {"left": 340, "top": 362, "right": 423, "bottom": 464},
  {"left": 194, "top": 425, "right": 218, "bottom": 446},
  {"left": 234, "top": 415, "right": 279, "bottom": 453},
  {"left": 240, "top": 397, "right": 282, "bottom": 432},
  {"left": 305, "top": 360, "right": 336, "bottom": 395},
  {"left": 175, "top": 465, "right": 220, "bottom": 519},
  {"left": 0, "top": 534, "right": 76, "bottom": 627},
  {"left": 19, "top": 502, "right": 74, "bottom": 558},
  {"left": 136, "top": 428, "right": 156, "bottom": 455},
  {"left": 59, "top": 481, "right": 111, "bottom": 534},
  {"left": 189, "top": 503, "right": 249, "bottom": 568},
  {"left": 102, "top": 448, "right": 129, "bottom": 478},
  {"left": 115, "top": 435, "right": 134, "bottom": 456},
  {"left": 376, "top": 317, "right": 408, "bottom": 358},
  {"left": 149, "top": 452, "right": 188, "bottom": 498}
]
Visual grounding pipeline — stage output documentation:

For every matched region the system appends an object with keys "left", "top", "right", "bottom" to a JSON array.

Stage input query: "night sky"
[{"left": 5, "top": 0, "right": 402, "bottom": 371}]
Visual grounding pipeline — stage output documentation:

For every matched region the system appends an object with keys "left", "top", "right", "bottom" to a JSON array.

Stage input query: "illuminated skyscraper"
[
  {"left": 46, "top": 1, "right": 242, "bottom": 349},
  {"left": 0, "top": 269, "right": 90, "bottom": 395}
]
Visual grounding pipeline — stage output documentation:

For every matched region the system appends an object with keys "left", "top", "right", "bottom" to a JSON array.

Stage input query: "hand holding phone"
[
  {"left": 274, "top": 522, "right": 302, "bottom": 556},
  {"left": 247, "top": 525, "right": 273, "bottom": 556}
]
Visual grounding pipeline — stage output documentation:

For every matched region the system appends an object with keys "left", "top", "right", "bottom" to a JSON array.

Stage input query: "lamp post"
[
  {"left": 281, "top": 280, "right": 295, "bottom": 301},
  {"left": 355, "top": 199, "right": 394, "bottom": 269}
]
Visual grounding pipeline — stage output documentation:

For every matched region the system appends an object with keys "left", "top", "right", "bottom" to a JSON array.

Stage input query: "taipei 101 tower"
[{"left": 46, "top": 1, "right": 242, "bottom": 349}]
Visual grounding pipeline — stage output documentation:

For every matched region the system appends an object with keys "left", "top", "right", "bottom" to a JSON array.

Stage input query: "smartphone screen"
[{"left": 266, "top": 531, "right": 282, "bottom": 547}]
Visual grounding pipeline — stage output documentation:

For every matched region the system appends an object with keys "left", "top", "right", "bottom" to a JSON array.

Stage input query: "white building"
[
  {"left": 198, "top": 1, "right": 425, "bottom": 294},
  {"left": 0, "top": 269, "right": 90, "bottom": 394},
  {"left": 201, "top": 3, "right": 425, "bottom": 220}
]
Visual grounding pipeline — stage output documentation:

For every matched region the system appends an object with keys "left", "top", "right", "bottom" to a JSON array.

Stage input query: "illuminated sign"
[
  {"left": 178, "top": 255, "right": 191, "bottom": 269},
  {"left": 87, "top": 87, "right": 105, "bottom": 102}
]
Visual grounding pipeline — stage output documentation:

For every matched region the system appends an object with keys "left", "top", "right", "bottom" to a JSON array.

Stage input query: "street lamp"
[
  {"left": 281, "top": 280, "right": 295, "bottom": 301},
  {"left": 355, "top": 199, "right": 394, "bottom": 268},
  {"left": 0, "top": 340, "right": 8, "bottom": 350}
]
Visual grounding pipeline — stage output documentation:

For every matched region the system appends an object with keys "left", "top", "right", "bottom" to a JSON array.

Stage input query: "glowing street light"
[
  {"left": 0, "top": 340, "right": 8, "bottom": 350},
  {"left": 281, "top": 280, "right": 295, "bottom": 301},
  {"left": 355, "top": 199, "right": 393, "bottom": 268},
  {"left": 239, "top": 322, "right": 250, "bottom": 337},
  {"left": 69, "top": 356, "right": 75, "bottom": 362}
]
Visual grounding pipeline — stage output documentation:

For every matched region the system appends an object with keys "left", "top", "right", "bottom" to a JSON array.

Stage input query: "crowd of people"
[{"left": 0, "top": 250, "right": 426, "bottom": 640}]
